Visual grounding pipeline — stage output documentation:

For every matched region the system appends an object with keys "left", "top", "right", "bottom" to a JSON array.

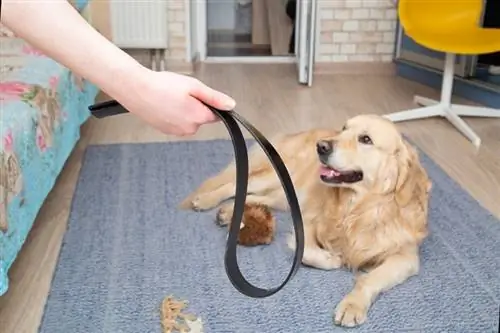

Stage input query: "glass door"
[{"left": 296, "top": 0, "right": 317, "bottom": 86}]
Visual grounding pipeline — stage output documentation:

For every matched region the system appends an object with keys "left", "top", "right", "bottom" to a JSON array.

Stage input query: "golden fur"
[{"left": 180, "top": 114, "right": 432, "bottom": 327}]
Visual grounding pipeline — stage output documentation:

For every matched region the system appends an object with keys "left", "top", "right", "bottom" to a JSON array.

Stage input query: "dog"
[{"left": 180, "top": 114, "right": 432, "bottom": 327}]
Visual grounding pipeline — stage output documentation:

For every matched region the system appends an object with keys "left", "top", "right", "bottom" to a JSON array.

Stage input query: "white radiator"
[{"left": 110, "top": 0, "right": 168, "bottom": 49}]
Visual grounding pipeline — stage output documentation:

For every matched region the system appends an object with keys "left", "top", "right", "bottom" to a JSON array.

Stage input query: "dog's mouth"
[{"left": 319, "top": 164, "right": 363, "bottom": 184}]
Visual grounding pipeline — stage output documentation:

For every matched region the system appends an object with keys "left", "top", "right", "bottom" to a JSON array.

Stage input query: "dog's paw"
[
  {"left": 218, "top": 205, "right": 246, "bottom": 230},
  {"left": 286, "top": 233, "right": 296, "bottom": 251},
  {"left": 216, "top": 205, "right": 233, "bottom": 226},
  {"left": 334, "top": 293, "right": 368, "bottom": 327},
  {"left": 191, "top": 194, "right": 219, "bottom": 212},
  {"left": 303, "top": 247, "right": 342, "bottom": 270},
  {"left": 287, "top": 233, "right": 341, "bottom": 270}
]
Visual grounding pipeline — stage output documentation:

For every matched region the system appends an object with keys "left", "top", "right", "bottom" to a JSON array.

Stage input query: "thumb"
[{"left": 190, "top": 80, "right": 236, "bottom": 110}]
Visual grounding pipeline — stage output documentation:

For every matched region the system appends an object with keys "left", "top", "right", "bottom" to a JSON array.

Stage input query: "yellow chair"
[{"left": 384, "top": 0, "right": 500, "bottom": 148}]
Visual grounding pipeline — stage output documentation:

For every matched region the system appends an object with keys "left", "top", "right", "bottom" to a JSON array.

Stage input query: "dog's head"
[{"left": 316, "top": 114, "right": 431, "bottom": 196}]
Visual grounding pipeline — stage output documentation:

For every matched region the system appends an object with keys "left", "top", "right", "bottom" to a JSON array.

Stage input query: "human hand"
[{"left": 116, "top": 69, "right": 236, "bottom": 136}]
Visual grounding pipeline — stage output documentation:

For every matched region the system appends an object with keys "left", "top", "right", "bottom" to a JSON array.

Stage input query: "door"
[
  {"left": 190, "top": 0, "right": 207, "bottom": 61},
  {"left": 296, "top": 0, "right": 317, "bottom": 86},
  {"left": 188, "top": 0, "right": 198, "bottom": 61}
]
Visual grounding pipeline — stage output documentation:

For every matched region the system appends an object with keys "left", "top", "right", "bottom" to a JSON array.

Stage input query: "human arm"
[{"left": 1, "top": 0, "right": 236, "bottom": 135}]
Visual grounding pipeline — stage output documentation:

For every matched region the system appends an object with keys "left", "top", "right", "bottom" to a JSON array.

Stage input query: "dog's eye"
[
  {"left": 358, "top": 135, "right": 373, "bottom": 145},
  {"left": 342, "top": 125, "right": 347, "bottom": 131}
]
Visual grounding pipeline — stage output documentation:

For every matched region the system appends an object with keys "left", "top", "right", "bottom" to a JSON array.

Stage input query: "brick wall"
[
  {"left": 166, "top": 0, "right": 188, "bottom": 66},
  {"left": 164, "top": 0, "right": 397, "bottom": 65},
  {"left": 318, "top": 0, "right": 398, "bottom": 62}
]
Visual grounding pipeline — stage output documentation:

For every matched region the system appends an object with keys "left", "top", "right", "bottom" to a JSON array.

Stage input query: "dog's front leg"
[
  {"left": 287, "top": 219, "right": 342, "bottom": 271},
  {"left": 190, "top": 182, "right": 236, "bottom": 211},
  {"left": 334, "top": 249, "right": 419, "bottom": 327},
  {"left": 187, "top": 168, "right": 282, "bottom": 212}
]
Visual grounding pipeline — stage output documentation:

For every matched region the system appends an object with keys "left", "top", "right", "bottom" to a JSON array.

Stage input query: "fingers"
[
  {"left": 189, "top": 79, "right": 236, "bottom": 111},
  {"left": 161, "top": 98, "right": 215, "bottom": 136},
  {"left": 161, "top": 77, "right": 235, "bottom": 136}
]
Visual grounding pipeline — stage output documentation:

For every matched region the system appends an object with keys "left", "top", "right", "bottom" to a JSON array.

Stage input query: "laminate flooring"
[{"left": 1, "top": 63, "right": 499, "bottom": 333}]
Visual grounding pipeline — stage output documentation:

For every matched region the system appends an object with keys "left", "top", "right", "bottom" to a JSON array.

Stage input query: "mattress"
[{"left": 0, "top": 0, "right": 99, "bottom": 295}]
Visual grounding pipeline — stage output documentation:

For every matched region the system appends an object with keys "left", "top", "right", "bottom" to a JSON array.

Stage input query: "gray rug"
[{"left": 39, "top": 140, "right": 500, "bottom": 333}]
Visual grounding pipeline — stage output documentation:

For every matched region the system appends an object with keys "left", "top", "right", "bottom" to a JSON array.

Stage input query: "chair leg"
[
  {"left": 382, "top": 105, "right": 444, "bottom": 122},
  {"left": 384, "top": 52, "right": 500, "bottom": 149},
  {"left": 414, "top": 96, "right": 439, "bottom": 106},
  {"left": 451, "top": 105, "right": 500, "bottom": 118},
  {"left": 445, "top": 109, "right": 482, "bottom": 148}
]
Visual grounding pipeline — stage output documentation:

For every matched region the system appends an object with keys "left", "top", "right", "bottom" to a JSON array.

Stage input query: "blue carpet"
[{"left": 39, "top": 140, "right": 500, "bottom": 333}]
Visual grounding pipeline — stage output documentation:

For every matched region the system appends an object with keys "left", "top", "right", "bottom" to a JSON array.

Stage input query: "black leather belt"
[{"left": 88, "top": 100, "right": 305, "bottom": 298}]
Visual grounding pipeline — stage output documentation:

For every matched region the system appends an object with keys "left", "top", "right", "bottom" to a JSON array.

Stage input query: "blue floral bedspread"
[{"left": 0, "top": 11, "right": 99, "bottom": 295}]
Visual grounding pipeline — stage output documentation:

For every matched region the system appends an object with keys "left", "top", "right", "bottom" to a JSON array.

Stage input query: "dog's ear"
[{"left": 394, "top": 141, "right": 431, "bottom": 207}]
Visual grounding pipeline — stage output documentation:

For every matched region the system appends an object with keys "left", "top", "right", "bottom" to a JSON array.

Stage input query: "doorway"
[
  {"left": 206, "top": 0, "right": 292, "bottom": 58},
  {"left": 188, "top": 0, "right": 318, "bottom": 86}
]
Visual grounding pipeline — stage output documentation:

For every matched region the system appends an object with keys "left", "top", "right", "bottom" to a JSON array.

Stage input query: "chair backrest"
[{"left": 399, "top": 0, "right": 484, "bottom": 33}]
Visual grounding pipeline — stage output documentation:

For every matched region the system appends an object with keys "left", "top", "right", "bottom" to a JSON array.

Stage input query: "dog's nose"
[{"left": 316, "top": 140, "right": 333, "bottom": 156}]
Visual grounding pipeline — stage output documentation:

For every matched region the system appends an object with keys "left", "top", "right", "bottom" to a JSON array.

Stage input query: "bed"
[{"left": 0, "top": 0, "right": 99, "bottom": 295}]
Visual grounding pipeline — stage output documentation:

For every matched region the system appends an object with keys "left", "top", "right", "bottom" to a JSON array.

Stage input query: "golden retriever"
[{"left": 180, "top": 114, "right": 432, "bottom": 327}]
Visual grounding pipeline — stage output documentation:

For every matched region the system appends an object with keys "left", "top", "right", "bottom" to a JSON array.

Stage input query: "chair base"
[
  {"left": 384, "top": 52, "right": 500, "bottom": 149},
  {"left": 384, "top": 95, "right": 500, "bottom": 148}
]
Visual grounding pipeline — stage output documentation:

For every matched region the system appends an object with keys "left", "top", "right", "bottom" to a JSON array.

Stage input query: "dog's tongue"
[{"left": 319, "top": 165, "right": 340, "bottom": 177}]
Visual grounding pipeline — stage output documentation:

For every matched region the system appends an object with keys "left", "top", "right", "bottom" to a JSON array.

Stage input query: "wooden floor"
[
  {"left": 207, "top": 31, "right": 272, "bottom": 57},
  {"left": 1, "top": 64, "right": 499, "bottom": 333}
]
